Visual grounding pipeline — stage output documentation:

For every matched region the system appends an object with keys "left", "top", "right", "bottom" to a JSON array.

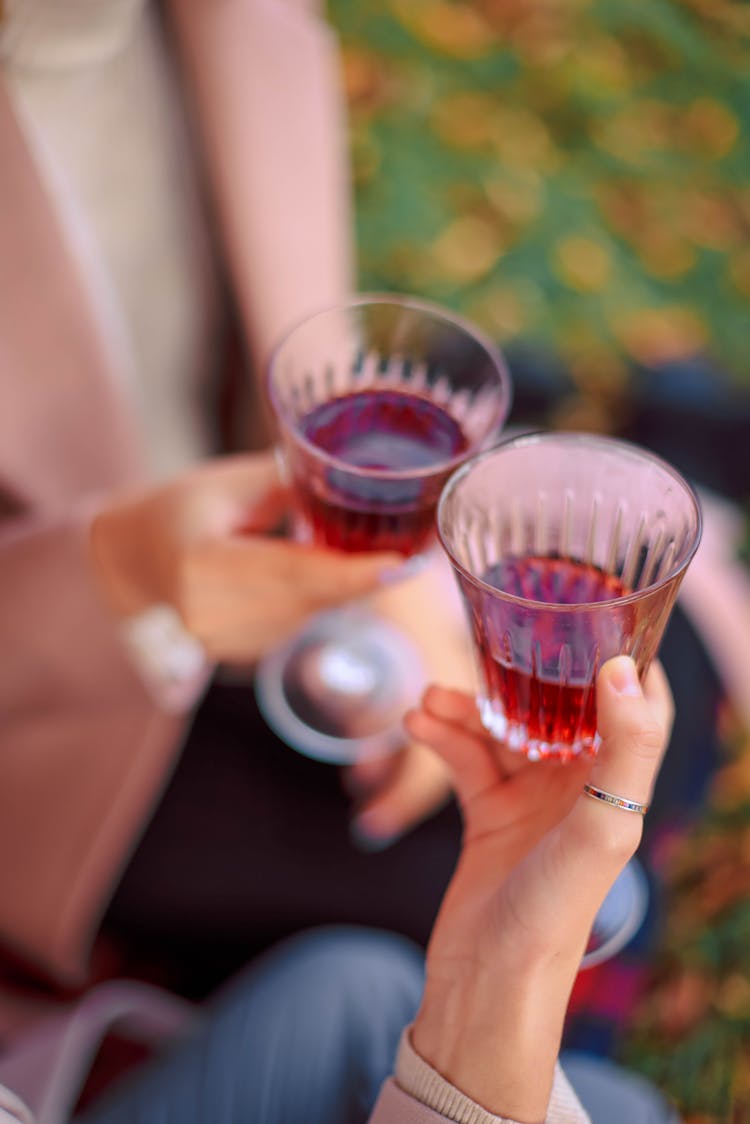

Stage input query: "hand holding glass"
[
  {"left": 269, "top": 295, "right": 512, "bottom": 559},
  {"left": 257, "top": 295, "right": 512, "bottom": 762},
  {"left": 438, "top": 432, "right": 702, "bottom": 761},
  {"left": 437, "top": 432, "right": 702, "bottom": 964}
]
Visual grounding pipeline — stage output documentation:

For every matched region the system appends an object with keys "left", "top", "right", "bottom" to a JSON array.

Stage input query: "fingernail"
[
  {"left": 349, "top": 815, "right": 400, "bottom": 853},
  {"left": 607, "top": 656, "right": 642, "bottom": 697}
]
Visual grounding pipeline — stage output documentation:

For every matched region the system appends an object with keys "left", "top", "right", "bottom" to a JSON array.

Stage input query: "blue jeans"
[
  {"left": 79, "top": 927, "right": 423, "bottom": 1124},
  {"left": 79, "top": 927, "right": 678, "bottom": 1124},
  {"left": 562, "top": 1052, "right": 682, "bottom": 1124}
]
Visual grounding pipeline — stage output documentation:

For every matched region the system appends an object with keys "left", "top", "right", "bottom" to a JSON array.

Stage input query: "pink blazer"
[{"left": 0, "top": 0, "right": 352, "bottom": 1018}]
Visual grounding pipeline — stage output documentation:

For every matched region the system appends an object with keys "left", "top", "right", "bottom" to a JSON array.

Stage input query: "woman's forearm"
[
  {"left": 166, "top": 0, "right": 354, "bottom": 371},
  {"left": 411, "top": 956, "right": 579, "bottom": 1123}
]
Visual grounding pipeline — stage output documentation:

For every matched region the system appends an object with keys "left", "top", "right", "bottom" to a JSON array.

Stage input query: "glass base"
[
  {"left": 478, "top": 697, "right": 600, "bottom": 761},
  {"left": 581, "top": 858, "right": 649, "bottom": 969},
  {"left": 255, "top": 609, "right": 427, "bottom": 764}
]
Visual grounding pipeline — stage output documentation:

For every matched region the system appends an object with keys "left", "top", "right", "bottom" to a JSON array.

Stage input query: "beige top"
[
  {"left": 1, "top": 0, "right": 221, "bottom": 479},
  {"left": 390, "top": 1029, "right": 590, "bottom": 1124}
]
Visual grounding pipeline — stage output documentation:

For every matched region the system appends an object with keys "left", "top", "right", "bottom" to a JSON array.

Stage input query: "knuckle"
[
  {"left": 597, "top": 822, "right": 642, "bottom": 865},
  {"left": 568, "top": 813, "right": 642, "bottom": 866},
  {"left": 604, "top": 707, "right": 667, "bottom": 759},
  {"left": 663, "top": 695, "right": 676, "bottom": 735},
  {"left": 631, "top": 717, "right": 667, "bottom": 757}
]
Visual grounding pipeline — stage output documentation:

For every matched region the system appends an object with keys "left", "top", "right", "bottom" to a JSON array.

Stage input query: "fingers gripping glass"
[
  {"left": 438, "top": 432, "right": 701, "bottom": 760},
  {"left": 437, "top": 432, "right": 702, "bottom": 964},
  {"left": 255, "top": 295, "right": 512, "bottom": 763}
]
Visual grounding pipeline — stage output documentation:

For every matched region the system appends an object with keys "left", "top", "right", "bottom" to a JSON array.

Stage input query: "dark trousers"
[{"left": 103, "top": 681, "right": 461, "bottom": 998}]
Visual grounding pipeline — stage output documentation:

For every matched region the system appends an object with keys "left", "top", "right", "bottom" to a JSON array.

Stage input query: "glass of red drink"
[
  {"left": 256, "top": 294, "right": 511, "bottom": 763},
  {"left": 268, "top": 295, "right": 512, "bottom": 559},
  {"left": 437, "top": 431, "right": 702, "bottom": 762}
]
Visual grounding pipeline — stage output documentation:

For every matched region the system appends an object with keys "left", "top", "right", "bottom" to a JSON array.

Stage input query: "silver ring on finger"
[{"left": 582, "top": 783, "right": 649, "bottom": 816}]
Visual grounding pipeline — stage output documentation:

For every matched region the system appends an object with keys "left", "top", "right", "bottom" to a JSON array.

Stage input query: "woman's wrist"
[
  {"left": 396, "top": 1027, "right": 590, "bottom": 1124},
  {"left": 89, "top": 500, "right": 210, "bottom": 707},
  {"left": 89, "top": 498, "right": 169, "bottom": 617},
  {"left": 411, "top": 957, "right": 579, "bottom": 1123}
]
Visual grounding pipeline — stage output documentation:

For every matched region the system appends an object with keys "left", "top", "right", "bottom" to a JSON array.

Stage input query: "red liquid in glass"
[
  {"left": 477, "top": 556, "right": 630, "bottom": 757},
  {"left": 295, "top": 388, "right": 468, "bottom": 555}
]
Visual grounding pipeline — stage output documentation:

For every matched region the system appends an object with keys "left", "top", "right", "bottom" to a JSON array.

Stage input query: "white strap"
[{"left": 120, "top": 603, "right": 209, "bottom": 711}]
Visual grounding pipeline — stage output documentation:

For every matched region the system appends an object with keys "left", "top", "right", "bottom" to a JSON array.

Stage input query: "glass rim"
[
  {"left": 265, "top": 292, "right": 513, "bottom": 483},
  {"left": 437, "top": 430, "right": 704, "bottom": 612}
]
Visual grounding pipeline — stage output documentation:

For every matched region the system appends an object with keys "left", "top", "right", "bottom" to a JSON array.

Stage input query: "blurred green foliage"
[{"left": 328, "top": 0, "right": 750, "bottom": 398}]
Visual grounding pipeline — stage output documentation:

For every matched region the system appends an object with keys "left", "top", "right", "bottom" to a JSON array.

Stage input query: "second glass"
[
  {"left": 269, "top": 294, "right": 512, "bottom": 559},
  {"left": 257, "top": 294, "right": 512, "bottom": 762}
]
